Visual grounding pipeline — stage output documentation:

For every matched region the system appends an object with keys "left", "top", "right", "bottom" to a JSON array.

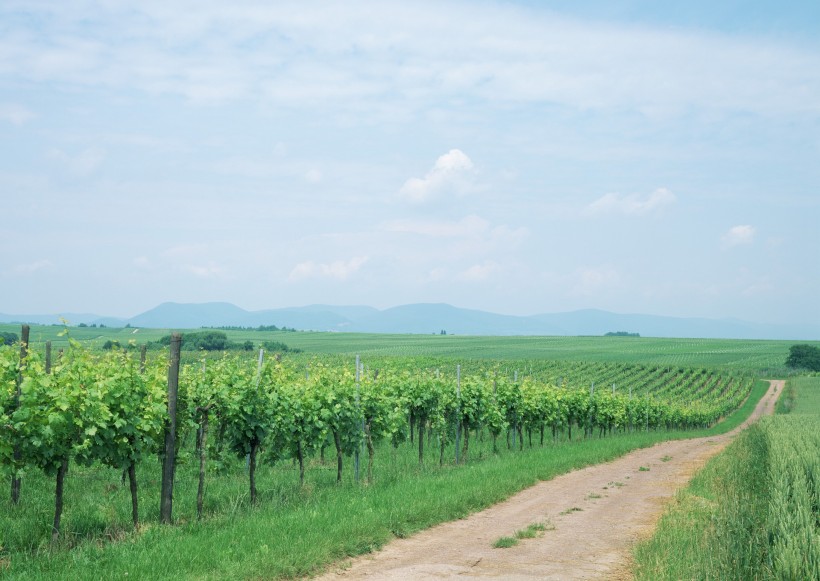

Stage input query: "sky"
[{"left": 1, "top": 0, "right": 819, "bottom": 327}]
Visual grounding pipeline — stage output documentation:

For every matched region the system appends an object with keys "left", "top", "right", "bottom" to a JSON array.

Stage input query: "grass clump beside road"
[
  {"left": 492, "top": 536, "right": 519, "bottom": 549},
  {"left": 493, "top": 521, "right": 552, "bottom": 548},
  {"left": 1, "top": 381, "right": 769, "bottom": 580},
  {"left": 633, "top": 377, "right": 820, "bottom": 580}
]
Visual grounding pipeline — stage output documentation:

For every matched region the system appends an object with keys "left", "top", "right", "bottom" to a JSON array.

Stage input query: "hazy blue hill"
[
  {"left": 2, "top": 302, "right": 817, "bottom": 340},
  {"left": 246, "top": 306, "right": 388, "bottom": 332},
  {"left": 252, "top": 307, "right": 354, "bottom": 331},
  {"left": 348, "top": 303, "right": 557, "bottom": 335},
  {"left": 531, "top": 309, "right": 805, "bottom": 340},
  {"left": 0, "top": 312, "right": 105, "bottom": 326},
  {"left": 284, "top": 304, "right": 379, "bottom": 320},
  {"left": 128, "top": 302, "right": 251, "bottom": 328}
]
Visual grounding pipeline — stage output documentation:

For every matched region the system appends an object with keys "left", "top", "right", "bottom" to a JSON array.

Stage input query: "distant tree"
[
  {"left": 440, "top": 329, "right": 447, "bottom": 335},
  {"left": 150, "top": 332, "right": 301, "bottom": 353},
  {"left": 102, "top": 340, "right": 121, "bottom": 350},
  {"left": 260, "top": 340, "right": 302, "bottom": 354},
  {"left": 786, "top": 344, "right": 820, "bottom": 371},
  {"left": 605, "top": 331, "right": 640, "bottom": 337},
  {"left": 0, "top": 331, "right": 18, "bottom": 345},
  {"left": 78, "top": 323, "right": 88, "bottom": 328}
]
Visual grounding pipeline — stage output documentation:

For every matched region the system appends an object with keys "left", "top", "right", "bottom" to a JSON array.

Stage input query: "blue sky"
[{"left": 1, "top": 1, "right": 818, "bottom": 327}]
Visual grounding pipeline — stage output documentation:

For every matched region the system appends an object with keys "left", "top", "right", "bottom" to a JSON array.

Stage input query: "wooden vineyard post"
[
  {"left": 160, "top": 333, "right": 181, "bottom": 524},
  {"left": 11, "top": 324, "right": 30, "bottom": 504},
  {"left": 455, "top": 365, "right": 461, "bottom": 465},
  {"left": 511, "top": 370, "right": 517, "bottom": 451},
  {"left": 43, "top": 339, "right": 66, "bottom": 542},
  {"left": 256, "top": 348, "right": 264, "bottom": 386},
  {"left": 45, "top": 340, "right": 52, "bottom": 374},
  {"left": 588, "top": 382, "right": 595, "bottom": 438},
  {"left": 140, "top": 344, "right": 147, "bottom": 373},
  {"left": 354, "top": 355, "right": 361, "bottom": 483}
]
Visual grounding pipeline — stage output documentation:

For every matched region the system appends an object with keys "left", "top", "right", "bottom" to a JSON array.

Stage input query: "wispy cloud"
[
  {"left": 399, "top": 149, "right": 475, "bottom": 203},
  {"left": 382, "top": 215, "right": 489, "bottom": 237},
  {"left": 288, "top": 256, "right": 368, "bottom": 281},
  {"left": 184, "top": 262, "right": 224, "bottom": 279},
  {"left": 0, "top": 103, "right": 35, "bottom": 125},
  {"left": 133, "top": 256, "right": 152, "bottom": 269},
  {"left": 456, "top": 261, "right": 499, "bottom": 282},
  {"left": 9, "top": 259, "right": 53, "bottom": 275},
  {"left": 585, "top": 188, "right": 676, "bottom": 216},
  {"left": 2, "top": 3, "right": 817, "bottom": 118},
  {"left": 571, "top": 265, "right": 622, "bottom": 296},
  {"left": 47, "top": 147, "right": 106, "bottom": 177},
  {"left": 304, "top": 168, "right": 323, "bottom": 183},
  {"left": 722, "top": 225, "right": 756, "bottom": 247}
]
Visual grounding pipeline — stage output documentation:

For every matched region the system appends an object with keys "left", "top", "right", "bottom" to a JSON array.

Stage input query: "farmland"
[
  {"left": 0, "top": 322, "right": 806, "bottom": 370},
  {"left": 0, "top": 324, "right": 805, "bottom": 579}
]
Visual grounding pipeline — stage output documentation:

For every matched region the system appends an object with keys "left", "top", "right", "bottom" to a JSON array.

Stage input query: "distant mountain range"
[{"left": 1, "top": 302, "right": 818, "bottom": 340}]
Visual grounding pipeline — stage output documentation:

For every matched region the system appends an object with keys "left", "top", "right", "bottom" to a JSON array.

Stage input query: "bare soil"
[{"left": 313, "top": 380, "right": 782, "bottom": 580}]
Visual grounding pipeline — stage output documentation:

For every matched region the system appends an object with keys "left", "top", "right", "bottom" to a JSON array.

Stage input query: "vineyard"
[{"left": 0, "top": 329, "right": 762, "bottom": 578}]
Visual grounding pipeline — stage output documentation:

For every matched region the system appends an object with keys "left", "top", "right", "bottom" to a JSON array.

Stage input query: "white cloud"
[
  {"left": 288, "top": 256, "right": 368, "bottom": 281},
  {"left": 456, "top": 261, "right": 499, "bottom": 282},
  {"left": 184, "top": 262, "right": 223, "bottom": 279},
  {"left": 722, "top": 225, "right": 756, "bottom": 247},
  {"left": 0, "top": 103, "right": 35, "bottom": 125},
  {"left": 586, "top": 188, "right": 676, "bottom": 216},
  {"left": 399, "top": 149, "right": 475, "bottom": 203}
]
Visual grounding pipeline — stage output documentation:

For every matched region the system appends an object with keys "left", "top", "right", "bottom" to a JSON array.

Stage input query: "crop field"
[{"left": 0, "top": 323, "right": 808, "bottom": 371}]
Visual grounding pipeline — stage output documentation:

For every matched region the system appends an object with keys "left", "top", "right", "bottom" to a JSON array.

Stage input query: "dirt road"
[{"left": 314, "top": 380, "right": 782, "bottom": 580}]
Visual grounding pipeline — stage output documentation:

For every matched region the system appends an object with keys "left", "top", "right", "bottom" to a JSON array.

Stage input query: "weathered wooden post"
[
  {"left": 45, "top": 340, "right": 52, "bottom": 374},
  {"left": 160, "top": 333, "right": 181, "bottom": 524},
  {"left": 455, "top": 365, "right": 461, "bottom": 464},
  {"left": 11, "top": 324, "right": 30, "bottom": 504}
]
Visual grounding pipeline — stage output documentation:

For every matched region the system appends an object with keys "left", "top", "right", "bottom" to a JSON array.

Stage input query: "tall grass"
[{"left": 633, "top": 377, "right": 820, "bottom": 580}]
